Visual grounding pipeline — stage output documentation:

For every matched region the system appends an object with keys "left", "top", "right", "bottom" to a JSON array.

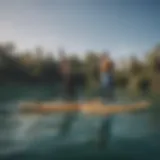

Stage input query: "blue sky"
[{"left": 0, "top": 0, "right": 160, "bottom": 59}]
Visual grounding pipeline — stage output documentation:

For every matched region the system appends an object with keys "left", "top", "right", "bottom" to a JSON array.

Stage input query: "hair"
[{"left": 101, "top": 52, "right": 110, "bottom": 60}]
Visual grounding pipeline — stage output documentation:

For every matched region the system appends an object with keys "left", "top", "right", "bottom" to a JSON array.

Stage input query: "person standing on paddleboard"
[
  {"left": 58, "top": 52, "right": 76, "bottom": 137},
  {"left": 98, "top": 52, "right": 115, "bottom": 148}
]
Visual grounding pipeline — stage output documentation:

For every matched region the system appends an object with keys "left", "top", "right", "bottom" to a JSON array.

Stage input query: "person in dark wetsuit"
[
  {"left": 59, "top": 54, "right": 75, "bottom": 100},
  {"left": 58, "top": 53, "right": 77, "bottom": 138}
]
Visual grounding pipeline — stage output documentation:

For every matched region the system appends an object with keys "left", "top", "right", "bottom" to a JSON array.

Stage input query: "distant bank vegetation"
[{"left": 0, "top": 42, "right": 160, "bottom": 93}]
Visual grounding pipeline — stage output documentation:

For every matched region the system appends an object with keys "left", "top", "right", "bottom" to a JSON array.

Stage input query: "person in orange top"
[
  {"left": 96, "top": 52, "right": 115, "bottom": 148},
  {"left": 100, "top": 54, "right": 113, "bottom": 73}
]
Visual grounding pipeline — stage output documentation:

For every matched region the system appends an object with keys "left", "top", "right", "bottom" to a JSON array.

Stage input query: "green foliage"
[
  {"left": 0, "top": 42, "right": 160, "bottom": 93},
  {"left": 115, "top": 70, "right": 129, "bottom": 88},
  {"left": 69, "top": 55, "right": 83, "bottom": 73}
]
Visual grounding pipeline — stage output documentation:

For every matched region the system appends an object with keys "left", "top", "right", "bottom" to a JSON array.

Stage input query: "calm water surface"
[{"left": 0, "top": 85, "right": 160, "bottom": 160}]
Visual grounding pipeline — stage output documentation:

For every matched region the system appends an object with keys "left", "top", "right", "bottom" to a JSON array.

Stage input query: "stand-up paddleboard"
[{"left": 19, "top": 99, "right": 150, "bottom": 115}]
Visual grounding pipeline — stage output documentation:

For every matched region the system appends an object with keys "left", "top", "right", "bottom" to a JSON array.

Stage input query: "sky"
[{"left": 0, "top": 0, "right": 160, "bottom": 60}]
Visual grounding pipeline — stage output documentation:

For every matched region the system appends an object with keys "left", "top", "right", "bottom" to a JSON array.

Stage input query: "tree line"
[{"left": 0, "top": 42, "right": 160, "bottom": 92}]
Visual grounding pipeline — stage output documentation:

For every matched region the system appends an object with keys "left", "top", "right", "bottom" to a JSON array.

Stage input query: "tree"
[
  {"left": 35, "top": 46, "right": 44, "bottom": 61},
  {"left": 129, "top": 55, "right": 143, "bottom": 76},
  {"left": 1, "top": 42, "right": 16, "bottom": 55},
  {"left": 69, "top": 54, "right": 82, "bottom": 73},
  {"left": 146, "top": 44, "right": 160, "bottom": 74}
]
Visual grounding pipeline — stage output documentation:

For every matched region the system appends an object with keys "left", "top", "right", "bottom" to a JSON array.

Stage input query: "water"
[{"left": 0, "top": 85, "right": 160, "bottom": 160}]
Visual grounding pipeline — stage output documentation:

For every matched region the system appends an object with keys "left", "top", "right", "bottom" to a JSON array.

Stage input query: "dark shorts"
[
  {"left": 62, "top": 74, "right": 75, "bottom": 99},
  {"left": 100, "top": 73, "right": 115, "bottom": 99},
  {"left": 100, "top": 73, "right": 114, "bottom": 88}
]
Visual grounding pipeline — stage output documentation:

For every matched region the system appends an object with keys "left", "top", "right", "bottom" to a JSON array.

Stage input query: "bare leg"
[
  {"left": 97, "top": 116, "right": 112, "bottom": 149},
  {"left": 58, "top": 76, "right": 77, "bottom": 138}
]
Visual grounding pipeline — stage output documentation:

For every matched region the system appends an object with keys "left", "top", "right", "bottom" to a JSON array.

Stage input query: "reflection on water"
[{"left": 0, "top": 86, "right": 160, "bottom": 160}]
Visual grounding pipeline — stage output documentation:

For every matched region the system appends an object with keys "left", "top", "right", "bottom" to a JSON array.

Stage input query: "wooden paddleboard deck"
[
  {"left": 19, "top": 102, "right": 79, "bottom": 113},
  {"left": 19, "top": 99, "right": 150, "bottom": 115},
  {"left": 81, "top": 101, "right": 150, "bottom": 115}
]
